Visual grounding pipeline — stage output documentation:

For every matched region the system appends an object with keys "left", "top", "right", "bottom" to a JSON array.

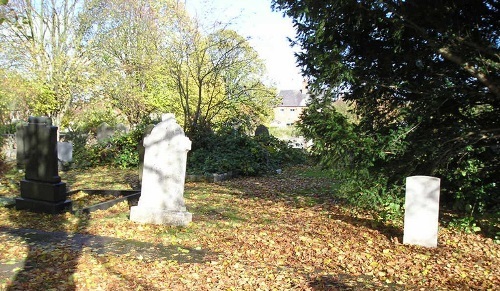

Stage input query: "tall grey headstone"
[
  {"left": 130, "top": 114, "right": 192, "bottom": 226},
  {"left": 403, "top": 176, "right": 441, "bottom": 247},
  {"left": 16, "top": 117, "right": 71, "bottom": 214}
]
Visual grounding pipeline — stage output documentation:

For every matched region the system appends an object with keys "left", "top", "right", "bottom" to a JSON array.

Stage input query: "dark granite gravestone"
[
  {"left": 15, "top": 117, "right": 72, "bottom": 214},
  {"left": 15, "top": 123, "right": 26, "bottom": 169}
]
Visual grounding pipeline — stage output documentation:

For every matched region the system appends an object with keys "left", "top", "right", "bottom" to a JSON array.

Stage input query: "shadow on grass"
[
  {"left": 326, "top": 213, "right": 403, "bottom": 243},
  {"left": 4, "top": 209, "right": 88, "bottom": 290},
  {"left": 2, "top": 198, "right": 212, "bottom": 290},
  {"left": 0, "top": 226, "right": 208, "bottom": 264},
  {"left": 223, "top": 175, "right": 403, "bottom": 242},
  {"left": 309, "top": 274, "right": 405, "bottom": 290}
]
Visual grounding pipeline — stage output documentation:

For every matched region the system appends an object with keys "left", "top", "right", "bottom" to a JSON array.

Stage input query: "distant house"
[{"left": 271, "top": 86, "right": 309, "bottom": 127}]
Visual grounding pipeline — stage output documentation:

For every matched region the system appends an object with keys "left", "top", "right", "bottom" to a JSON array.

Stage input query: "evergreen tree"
[{"left": 273, "top": 0, "right": 499, "bottom": 213}]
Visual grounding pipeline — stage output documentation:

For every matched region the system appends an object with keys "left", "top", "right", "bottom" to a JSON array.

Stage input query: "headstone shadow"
[
  {"left": 309, "top": 273, "right": 406, "bottom": 290},
  {"left": 326, "top": 213, "right": 403, "bottom": 243},
  {"left": 0, "top": 226, "right": 209, "bottom": 264}
]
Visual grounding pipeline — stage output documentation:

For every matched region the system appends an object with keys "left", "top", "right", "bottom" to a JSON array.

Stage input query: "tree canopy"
[
  {"left": 0, "top": 0, "right": 277, "bottom": 135},
  {"left": 272, "top": 0, "right": 499, "bottom": 213}
]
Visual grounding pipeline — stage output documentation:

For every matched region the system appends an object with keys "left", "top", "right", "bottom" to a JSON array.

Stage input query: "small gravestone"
[
  {"left": 96, "top": 122, "right": 114, "bottom": 142},
  {"left": 130, "top": 114, "right": 192, "bottom": 226},
  {"left": 15, "top": 123, "right": 26, "bottom": 169},
  {"left": 57, "top": 141, "right": 73, "bottom": 171},
  {"left": 255, "top": 124, "right": 269, "bottom": 136},
  {"left": 116, "top": 123, "right": 128, "bottom": 134},
  {"left": 15, "top": 117, "right": 71, "bottom": 213},
  {"left": 403, "top": 176, "right": 441, "bottom": 247}
]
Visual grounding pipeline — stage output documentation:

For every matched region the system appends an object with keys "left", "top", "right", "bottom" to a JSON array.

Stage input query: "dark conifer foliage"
[{"left": 273, "top": 0, "right": 499, "bottom": 213}]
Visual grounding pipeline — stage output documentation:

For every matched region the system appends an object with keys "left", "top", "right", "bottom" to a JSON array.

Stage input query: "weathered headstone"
[
  {"left": 0, "top": 134, "right": 16, "bottom": 162},
  {"left": 403, "top": 176, "right": 441, "bottom": 247},
  {"left": 96, "top": 122, "right": 114, "bottom": 142},
  {"left": 15, "top": 117, "right": 71, "bottom": 214},
  {"left": 130, "top": 114, "right": 192, "bottom": 226},
  {"left": 116, "top": 123, "right": 128, "bottom": 134},
  {"left": 57, "top": 141, "right": 73, "bottom": 171}
]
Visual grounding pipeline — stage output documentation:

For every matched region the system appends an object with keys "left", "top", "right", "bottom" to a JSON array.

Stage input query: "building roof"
[{"left": 278, "top": 90, "right": 309, "bottom": 107}]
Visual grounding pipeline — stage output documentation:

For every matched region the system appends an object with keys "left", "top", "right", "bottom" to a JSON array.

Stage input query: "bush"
[
  {"left": 187, "top": 127, "right": 307, "bottom": 176},
  {"left": 69, "top": 121, "right": 307, "bottom": 177},
  {"left": 69, "top": 120, "right": 153, "bottom": 169},
  {"left": 298, "top": 101, "right": 407, "bottom": 220},
  {"left": 298, "top": 99, "right": 499, "bottom": 223}
]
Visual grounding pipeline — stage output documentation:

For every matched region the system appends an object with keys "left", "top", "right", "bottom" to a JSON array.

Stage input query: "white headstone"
[
  {"left": 130, "top": 114, "right": 192, "bottom": 226},
  {"left": 403, "top": 176, "right": 440, "bottom": 247}
]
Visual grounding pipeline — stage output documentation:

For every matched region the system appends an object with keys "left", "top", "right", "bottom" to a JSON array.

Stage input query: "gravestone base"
[
  {"left": 130, "top": 206, "right": 192, "bottom": 226},
  {"left": 20, "top": 180, "right": 67, "bottom": 201},
  {"left": 15, "top": 197, "right": 72, "bottom": 214}
]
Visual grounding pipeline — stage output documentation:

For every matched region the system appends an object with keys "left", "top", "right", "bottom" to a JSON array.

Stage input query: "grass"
[
  {"left": 0, "top": 165, "right": 498, "bottom": 290},
  {"left": 268, "top": 125, "right": 301, "bottom": 139}
]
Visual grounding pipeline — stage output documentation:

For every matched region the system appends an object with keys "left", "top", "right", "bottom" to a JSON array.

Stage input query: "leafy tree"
[
  {"left": 78, "top": 0, "right": 183, "bottom": 126},
  {"left": 166, "top": 18, "right": 278, "bottom": 135},
  {"left": 273, "top": 0, "right": 499, "bottom": 214},
  {"left": 0, "top": 0, "right": 93, "bottom": 127}
]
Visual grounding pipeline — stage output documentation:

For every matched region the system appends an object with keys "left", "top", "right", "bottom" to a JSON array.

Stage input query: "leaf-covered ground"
[{"left": 0, "top": 166, "right": 498, "bottom": 290}]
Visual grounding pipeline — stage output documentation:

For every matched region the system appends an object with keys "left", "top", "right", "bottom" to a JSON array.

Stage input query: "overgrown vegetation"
[
  {"left": 69, "top": 124, "right": 307, "bottom": 176},
  {"left": 273, "top": 0, "right": 499, "bottom": 229},
  {"left": 187, "top": 127, "right": 307, "bottom": 175}
]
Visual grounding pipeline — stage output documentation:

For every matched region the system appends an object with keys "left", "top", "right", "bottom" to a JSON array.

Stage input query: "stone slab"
[
  {"left": 130, "top": 206, "right": 192, "bottom": 226},
  {"left": 65, "top": 189, "right": 140, "bottom": 214},
  {"left": 15, "top": 198, "right": 72, "bottom": 214},
  {"left": 20, "top": 180, "right": 67, "bottom": 202}
]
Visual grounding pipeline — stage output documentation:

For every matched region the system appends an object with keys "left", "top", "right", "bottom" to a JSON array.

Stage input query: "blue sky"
[{"left": 185, "top": 0, "right": 303, "bottom": 90}]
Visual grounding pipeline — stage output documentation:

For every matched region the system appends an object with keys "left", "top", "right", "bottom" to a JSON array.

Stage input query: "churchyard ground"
[{"left": 0, "top": 166, "right": 498, "bottom": 290}]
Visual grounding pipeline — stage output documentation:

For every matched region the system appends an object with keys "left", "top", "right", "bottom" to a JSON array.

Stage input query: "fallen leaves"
[{"left": 0, "top": 166, "right": 498, "bottom": 290}]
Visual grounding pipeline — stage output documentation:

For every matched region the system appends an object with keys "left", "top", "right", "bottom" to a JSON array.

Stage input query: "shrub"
[
  {"left": 70, "top": 120, "right": 154, "bottom": 169},
  {"left": 187, "top": 127, "right": 307, "bottom": 176},
  {"left": 69, "top": 121, "right": 307, "bottom": 177}
]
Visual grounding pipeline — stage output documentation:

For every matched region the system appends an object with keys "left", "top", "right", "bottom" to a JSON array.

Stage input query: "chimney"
[{"left": 301, "top": 79, "right": 309, "bottom": 94}]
